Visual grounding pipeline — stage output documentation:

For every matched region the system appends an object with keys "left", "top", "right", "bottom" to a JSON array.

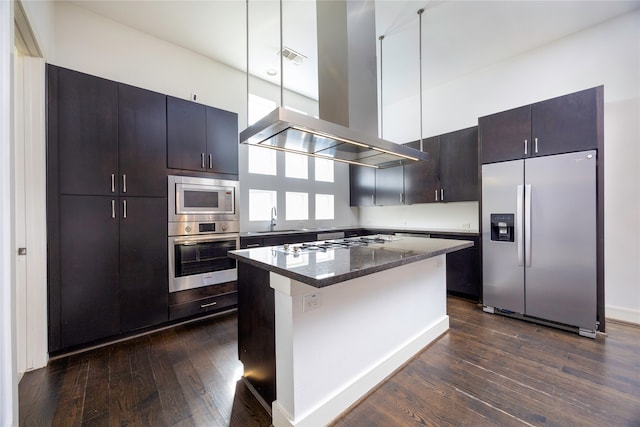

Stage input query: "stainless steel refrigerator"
[{"left": 482, "top": 150, "right": 597, "bottom": 337}]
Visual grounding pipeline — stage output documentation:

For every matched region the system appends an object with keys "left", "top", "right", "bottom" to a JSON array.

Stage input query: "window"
[
  {"left": 248, "top": 189, "right": 277, "bottom": 221},
  {"left": 286, "top": 192, "right": 308, "bottom": 220},
  {"left": 248, "top": 145, "right": 277, "bottom": 176},
  {"left": 248, "top": 94, "right": 276, "bottom": 125},
  {"left": 285, "top": 152, "right": 308, "bottom": 179},
  {"left": 315, "top": 157, "right": 334, "bottom": 182},
  {"left": 315, "top": 194, "right": 334, "bottom": 220}
]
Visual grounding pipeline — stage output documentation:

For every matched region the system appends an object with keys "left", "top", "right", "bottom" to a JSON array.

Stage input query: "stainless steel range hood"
[
  {"left": 239, "top": 0, "right": 428, "bottom": 169},
  {"left": 239, "top": 107, "right": 427, "bottom": 168}
]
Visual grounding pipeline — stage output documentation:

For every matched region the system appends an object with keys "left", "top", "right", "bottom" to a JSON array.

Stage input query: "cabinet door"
[
  {"left": 119, "top": 197, "right": 168, "bottom": 331},
  {"left": 59, "top": 195, "right": 120, "bottom": 348},
  {"left": 430, "top": 234, "right": 480, "bottom": 302},
  {"left": 119, "top": 84, "right": 167, "bottom": 197},
  {"left": 167, "top": 96, "right": 207, "bottom": 171},
  {"left": 375, "top": 166, "right": 404, "bottom": 205},
  {"left": 55, "top": 67, "right": 118, "bottom": 195},
  {"left": 349, "top": 165, "right": 376, "bottom": 206},
  {"left": 439, "top": 127, "right": 479, "bottom": 202},
  {"left": 531, "top": 87, "right": 600, "bottom": 156},
  {"left": 206, "top": 106, "right": 239, "bottom": 175},
  {"left": 479, "top": 105, "right": 531, "bottom": 164},
  {"left": 403, "top": 137, "right": 439, "bottom": 204}
]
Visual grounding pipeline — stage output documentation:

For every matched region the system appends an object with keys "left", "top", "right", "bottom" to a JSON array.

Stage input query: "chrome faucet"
[{"left": 270, "top": 206, "right": 277, "bottom": 231}]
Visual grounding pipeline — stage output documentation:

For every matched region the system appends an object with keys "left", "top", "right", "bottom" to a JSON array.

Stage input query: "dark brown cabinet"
[
  {"left": 59, "top": 195, "right": 120, "bottom": 348},
  {"left": 350, "top": 165, "right": 376, "bottom": 206},
  {"left": 48, "top": 65, "right": 169, "bottom": 352},
  {"left": 403, "top": 137, "right": 439, "bottom": 204},
  {"left": 480, "top": 86, "right": 602, "bottom": 164},
  {"left": 55, "top": 68, "right": 118, "bottom": 196},
  {"left": 402, "top": 127, "right": 478, "bottom": 204},
  {"left": 439, "top": 126, "right": 479, "bottom": 202},
  {"left": 349, "top": 164, "right": 404, "bottom": 206},
  {"left": 57, "top": 196, "right": 168, "bottom": 348},
  {"left": 167, "top": 96, "right": 239, "bottom": 175},
  {"left": 375, "top": 166, "right": 404, "bottom": 205},
  {"left": 430, "top": 234, "right": 480, "bottom": 302},
  {"left": 119, "top": 197, "right": 168, "bottom": 331},
  {"left": 119, "top": 84, "right": 168, "bottom": 197}
]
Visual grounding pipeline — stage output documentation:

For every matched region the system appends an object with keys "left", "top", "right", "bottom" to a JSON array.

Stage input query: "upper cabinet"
[
  {"left": 479, "top": 86, "right": 603, "bottom": 164},
  {"left": 50, "top": 66, "right": 167, "bottom": 198},
  {"left": 403, "top": 137, "right": 439, "bottom": 204},
  {"left": 403, "top": 126, "right": 479, "bottom": 205},
  {"left": 54, "top": 67, "right": 119, "bottom": 196},
  {"left": 119, "top": 84, "right": 167, "bottom": 197},
  {"left": 349, "top": 166, "right": 376, "bottom": 206},
  {"left": 167, "top": 96, "right": 239, "bottom": 176},
  {"left": 439, "top": 126, "right": 479, "bottom": 202},
  {"left": 375, "top": 166, "right": 405, "bottom": 206}
]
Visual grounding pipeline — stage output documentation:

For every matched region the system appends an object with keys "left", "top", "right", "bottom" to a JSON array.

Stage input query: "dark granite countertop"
[
  {"left": 240, "top": 226, "right": 479, "bottom": 238},
  {"left": 229, "top": 235, "right": 473, "bottom": 288}
]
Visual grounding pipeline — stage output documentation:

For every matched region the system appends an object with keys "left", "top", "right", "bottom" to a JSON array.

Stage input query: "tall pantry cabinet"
[{"left": 47, "top": 65, "right": 168, "bottom": 352}]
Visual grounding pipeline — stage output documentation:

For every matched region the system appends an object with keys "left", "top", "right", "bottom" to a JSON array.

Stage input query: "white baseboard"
[
  {"left": 271, "top": 315, "right": 450, "bottom": 427},
  {"left": 606, "top": 304, "right": 640, "bottom": 325}
]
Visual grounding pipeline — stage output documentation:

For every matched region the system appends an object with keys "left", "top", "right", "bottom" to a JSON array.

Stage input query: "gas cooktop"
[{"left": 278, "top": 235, "right": 396, "bottom": 255}]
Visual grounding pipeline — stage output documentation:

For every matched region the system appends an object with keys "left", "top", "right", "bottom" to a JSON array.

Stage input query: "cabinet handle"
[
  {"left": 534, "top": 138, "right": 539, "bottom": 154},
  {"left": 200, "top": 301, "right": 217, "bottom": 309},
  {"left": 208, "top": 154, "right": 213, "bottom": 169},
  {"left": 122, "top": 174, "right": 127, "bottom": 193},
  {"left": 371, "top": 194, "right": 375, "bottom": 205},
  {"left": 435, "top": 189, "right": 438, "bottom": 201},
  {"left": 524, "top": 139, "right": 528, "bottom": 155},
  {"left": 400, "top": 192, "right": 403, "bottom": 203},
  {"left": 246, "top": 243, "right": 261, "bottom": 248},
  {"left": 111, "top": 174, "right": 115, "bottom": 193},
  {"left": 441, "top": 188, "right": 444, "bottom": 201},
  {"left": 123, "top": 200, "right": 127, "bottom": 219},
  {"left": 111, "top": 200, "right": 116, "bottom": 219},
  {"left": 201, "top": 153, "right": 205, "bottom": 168}
]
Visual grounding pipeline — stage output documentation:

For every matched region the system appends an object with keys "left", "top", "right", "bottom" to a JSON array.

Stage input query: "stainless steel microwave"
[{"left": 168, "top": 175, "right": 239, "bottom": 222}]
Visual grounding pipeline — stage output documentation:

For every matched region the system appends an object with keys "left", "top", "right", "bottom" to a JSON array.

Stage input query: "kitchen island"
[{"left": 229, "top": 235, "right": 473, "bottom": 427}]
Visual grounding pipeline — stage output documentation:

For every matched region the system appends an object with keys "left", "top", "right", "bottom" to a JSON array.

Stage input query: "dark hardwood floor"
[{"left": 20, "top": 297, "right": 640, "bottom": 426}]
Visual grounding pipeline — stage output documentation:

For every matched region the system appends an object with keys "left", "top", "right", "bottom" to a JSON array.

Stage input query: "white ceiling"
[{"left": 68, "top": 0, "right": 640, "bottom": 105}]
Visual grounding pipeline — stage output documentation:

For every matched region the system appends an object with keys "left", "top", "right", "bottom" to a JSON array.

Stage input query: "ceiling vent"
[{"left": 279, "top": 46, "right": 306, "bottom": 65}]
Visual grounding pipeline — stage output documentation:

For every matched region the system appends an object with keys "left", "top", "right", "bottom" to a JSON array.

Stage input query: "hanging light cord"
[
  {"left": 279, "top": 0, "right": 284, "bottom": 107},
  {"left": 246, "top": 0, "right": 249, "bottom": 127},
  {"left": 379, "top": 35, "right": 385, "bottom": 139},
  {"left": 418, "top": 8, "right": 424, "bottom": 151}
]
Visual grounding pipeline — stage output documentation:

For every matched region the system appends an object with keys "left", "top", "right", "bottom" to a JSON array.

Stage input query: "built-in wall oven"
[{"left": 168, "top": 175, "right": 240, "bottom": 293}]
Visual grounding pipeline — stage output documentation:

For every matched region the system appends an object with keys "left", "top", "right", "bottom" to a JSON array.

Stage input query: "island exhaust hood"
[{"left": 239, "top": 0, "right": 428, "bottom": 169}]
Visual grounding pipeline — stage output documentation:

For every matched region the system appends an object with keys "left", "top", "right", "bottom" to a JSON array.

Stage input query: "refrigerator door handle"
[
  {"left": 516, "top": 184, "right": 524, "bottom": 266},
  {"left": 525, "top": 184, "right": 532, "bottom": 267}
]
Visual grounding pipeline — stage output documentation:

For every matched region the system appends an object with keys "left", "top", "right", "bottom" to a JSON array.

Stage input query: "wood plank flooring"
[{"left": 19, "top": 297, "right": 640, "bottom": 426}]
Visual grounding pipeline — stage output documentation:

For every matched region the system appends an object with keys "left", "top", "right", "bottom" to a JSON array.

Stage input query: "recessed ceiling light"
[{"left": 266, "top": 68, "right": 278, "bottom": 76}]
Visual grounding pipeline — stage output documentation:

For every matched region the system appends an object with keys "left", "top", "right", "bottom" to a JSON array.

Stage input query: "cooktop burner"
[{"left": 279, "top": 235, "right": 394, "bottom": 254}]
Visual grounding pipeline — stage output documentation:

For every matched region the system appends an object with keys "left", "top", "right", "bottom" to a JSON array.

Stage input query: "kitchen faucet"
[{"left": 270, "top": 206, "right": 277, "bottom": 231}]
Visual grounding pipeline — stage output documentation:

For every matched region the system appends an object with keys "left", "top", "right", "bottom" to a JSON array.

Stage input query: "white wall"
[{"left": 375, "top": 10, "right": 640, "bottom": 323}]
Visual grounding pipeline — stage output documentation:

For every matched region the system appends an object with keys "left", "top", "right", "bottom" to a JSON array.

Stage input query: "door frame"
[{"left": 1, "top": 0, "right": 18, "bottom": 425}]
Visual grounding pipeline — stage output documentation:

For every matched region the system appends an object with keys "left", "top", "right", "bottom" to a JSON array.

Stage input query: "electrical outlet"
[
  {"left": 461, "top": 223, "right": 471, "bottom": 229},
  {"left": 303, "top": 293, "right": 322, "bottom": 312}
]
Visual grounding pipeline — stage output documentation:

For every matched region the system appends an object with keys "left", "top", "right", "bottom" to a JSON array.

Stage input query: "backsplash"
[{"left": 358, "top": 201, "right": 479, "bottom": 232}]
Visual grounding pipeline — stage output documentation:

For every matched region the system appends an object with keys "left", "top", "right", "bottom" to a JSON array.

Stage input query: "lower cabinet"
[
  {"left": 54, "top": 195, "right": 168, "bottom": 351},
  {"left": 430, "top": 233, "right": 481, "bottom": 302},
  {"left": 169, "top": 282, "right": 237, "bottom": 320}
]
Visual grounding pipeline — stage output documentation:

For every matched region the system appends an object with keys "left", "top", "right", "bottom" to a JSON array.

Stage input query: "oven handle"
[{"left": 171, "top": 233, "right": 240, "bottom": 246}]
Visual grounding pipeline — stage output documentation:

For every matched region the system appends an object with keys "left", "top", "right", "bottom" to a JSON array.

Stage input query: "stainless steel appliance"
[
  {"left": 168, "top": 175, "right": 239, "bottom": 293},
  {"left": 482, "top": 150, "right": 597, "bottom": 337},
  {"left": 168, "top": 175, "right": 239, "bottom": 223}
]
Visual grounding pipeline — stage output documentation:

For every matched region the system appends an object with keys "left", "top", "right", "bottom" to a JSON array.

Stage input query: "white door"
[{"left": 14, "top": 54, "right": 47, "bottom": 374}]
